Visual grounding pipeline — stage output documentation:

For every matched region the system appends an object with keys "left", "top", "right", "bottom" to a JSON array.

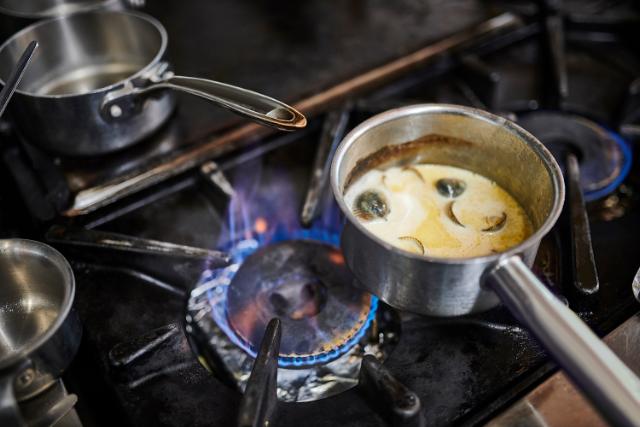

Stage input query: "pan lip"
[
  {"left": 0, "top": 0, "right": 120, "bottom": 19},
  {"left": 0, "top": 9, "right": 169, "bottom": 99},
  {"left": 0, "top": 238, "right": 76, "bottom": 370},
  {"left": 330, "top": 103, "right": 566, "bottom": 266}
]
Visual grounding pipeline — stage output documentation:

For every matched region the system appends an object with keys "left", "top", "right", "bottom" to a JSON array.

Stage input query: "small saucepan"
[
  {"left": 0, "top": 239, "right": 81, "bottom": 425},
  {"left": 330, "top": 104, "right": 640, "bottom": 427},
  {"left": 0, "top": 10, "right": 306, "bottom": 156}
]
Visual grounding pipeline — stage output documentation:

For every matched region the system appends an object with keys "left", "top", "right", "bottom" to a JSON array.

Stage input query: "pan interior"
[
  {"left": 0, "top": 242, "right": 70, "bottom": 364},
  {"left": 337, "top": 109, "right": 557, "bottom": 234},
  {"left": 0, "top": 11, "right": 163, "bottom": 95}
]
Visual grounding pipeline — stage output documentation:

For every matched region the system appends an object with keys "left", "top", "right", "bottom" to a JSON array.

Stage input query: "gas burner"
[
  {"left": 226, "top": 240, "right": 376, "bottom": 366},
  {"left": 516, "top": 111, "right": 631, "bottom": 201},
  {"left": 186, "top": 244, "right": 398, "bottom": 402}
]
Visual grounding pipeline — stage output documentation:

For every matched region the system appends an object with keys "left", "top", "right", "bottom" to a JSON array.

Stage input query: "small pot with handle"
[
  {"left": 330, "top": 104, "right": 640, "bottom": 427},
  {"left": 0, "top": 239, "right": 81, "bottom": 426},
  {"left": 0, "top": 10, "right": 306, "bottom": 156}
]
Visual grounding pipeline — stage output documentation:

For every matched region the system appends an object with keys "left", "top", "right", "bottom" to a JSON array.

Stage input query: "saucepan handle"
[
  {"left": 0, "top": 371, "right": 23, "bottom": 427},
  {"left": 486, "top": 255, "right": 640, "bottom": 427},
  {"left": 101, "top": 65, "right": 306, "bottom": 132}
]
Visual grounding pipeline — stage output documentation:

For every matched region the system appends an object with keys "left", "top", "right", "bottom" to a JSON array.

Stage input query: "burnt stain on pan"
[{"left": 344, "top": 134, "right": 473, "bottom": 190}]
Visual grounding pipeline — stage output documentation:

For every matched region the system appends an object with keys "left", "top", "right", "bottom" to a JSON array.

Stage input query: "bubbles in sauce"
[{"left": 344, "top": 164, "right": 534, "bottom": 258}]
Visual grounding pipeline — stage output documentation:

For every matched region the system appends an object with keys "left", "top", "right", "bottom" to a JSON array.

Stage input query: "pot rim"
[
  {"left": 0, "top": 239, "right": 76, "bottom": 370},
  {"left": 330, "top": 103, "right": 565, "bottom": 266},
  {"left": 0, "top": 0, "right": 120, "bottom": 19},
  {"left": 0, "top": 9, "right": 168, "bottom": 99}
]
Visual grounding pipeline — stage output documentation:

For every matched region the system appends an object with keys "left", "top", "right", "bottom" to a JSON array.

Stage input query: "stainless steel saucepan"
[
  {"left": 0, "top": 239, "right": 81, "bottom": 426},
  {"left": 330, "top": 104, "right": 640, "bottom": 427},
  {"left": 0, "top": 10, "right": 306, "bottom": 156}
]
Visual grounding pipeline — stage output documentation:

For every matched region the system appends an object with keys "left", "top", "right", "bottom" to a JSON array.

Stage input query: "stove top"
[{"left": 1, "top": 1, "right": 640, "bottom": 426}]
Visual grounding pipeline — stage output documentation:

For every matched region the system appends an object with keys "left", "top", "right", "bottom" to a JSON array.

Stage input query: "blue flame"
[
  {"left": 201, "top": 229, "right": 378, "bottom": 367},
  {"left": 200, "top": 159, "right": 377, "bottom": 367}
]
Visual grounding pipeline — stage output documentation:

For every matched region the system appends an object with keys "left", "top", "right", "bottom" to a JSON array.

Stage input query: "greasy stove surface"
[{"left": 37, "top": 3, "right": 640, "bottom": 427}]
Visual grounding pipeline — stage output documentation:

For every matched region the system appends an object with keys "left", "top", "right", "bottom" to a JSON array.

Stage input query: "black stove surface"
[{"left": 2, "top": 1, "right": 640, "bottom": 426}]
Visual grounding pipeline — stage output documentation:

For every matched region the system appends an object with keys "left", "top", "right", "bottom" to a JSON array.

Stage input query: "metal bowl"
[{"left": 0, "top": 239, "right": 80, "bottom": 403}]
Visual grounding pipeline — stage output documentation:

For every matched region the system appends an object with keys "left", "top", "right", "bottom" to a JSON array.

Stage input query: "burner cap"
[
  {"left": 225, "top": 240, "right": 375, "bottom": 367},
  {"left": 517, "top": 111, "right": 631, "bottom": 201}
]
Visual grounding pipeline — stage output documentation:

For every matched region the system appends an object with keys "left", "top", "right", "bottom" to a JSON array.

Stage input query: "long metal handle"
[
  {"left": 101, "top": 66, "right": 306, "bottom": 132},
  {"left": 162, "top": 76, "right": 306, "bottom": 131},
  {"left": 486, "top": 255, "right": 640, "bottom": 427}
]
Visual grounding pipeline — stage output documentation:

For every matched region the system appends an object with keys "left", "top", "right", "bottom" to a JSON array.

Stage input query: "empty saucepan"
[
  {"left": 0, "top": 10, "right": 306, "bottom": 156},
  {"left": 330, "top": 104, "right": 640, "bottom": 427},
  {"left": 0, "top": 239, "right": 81, "bottom": 426}
]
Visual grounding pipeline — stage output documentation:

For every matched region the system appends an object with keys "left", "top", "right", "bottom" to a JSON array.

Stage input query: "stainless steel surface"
[
  {"left": 487, "top": 312, "right": 640, "bottom": 427},
  {"left": 330, "top": 104, "right": 640, "bottom": 427},
  {"left": 0, "top": 10, "right": 305, "bottom": 156},
  {"left": 488, "top": 257, "right": 640, "bottom": 427},
  {"left": 0, "top": 40, "right": 36, "bottom": 118},
  {"left": 566, "top": 152, "right": 599, "bottom": 294},
  {"left": 59, "top": 12, "right": 522, "bottom": 215},
  {"left": 0, "top": 239, "right": 80, "bottom": 426},
  {"left": 331, "top": 104, "right": 562, "bottom": 316},
  {"left": 101, "top": 63, "right": 306, "bottom": 132}
]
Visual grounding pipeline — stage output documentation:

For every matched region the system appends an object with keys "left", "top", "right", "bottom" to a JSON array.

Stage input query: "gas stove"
[{"left": 1, "top": 1, "right": 639, "bottom": 426}]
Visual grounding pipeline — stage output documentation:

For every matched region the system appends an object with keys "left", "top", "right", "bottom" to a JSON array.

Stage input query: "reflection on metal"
[
  {"left": 487, "top": 313, "right": 640, "bottom": 427},
  {"left": 201, "top": 161, "right": 235, "bottom": 197},
  {"left": 46, "top": 225, "right": 230, "bottom": 265},
  {"left": 109, "top": 324, "right": 180, "bottom": 367},
  {"left": 63, "top": 13, "right": 522, "bottom": 217}
]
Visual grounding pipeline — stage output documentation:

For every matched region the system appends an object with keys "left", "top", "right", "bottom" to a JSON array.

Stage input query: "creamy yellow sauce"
[{"left": 344, "top": 164, "right": 533, "bottom": 258}]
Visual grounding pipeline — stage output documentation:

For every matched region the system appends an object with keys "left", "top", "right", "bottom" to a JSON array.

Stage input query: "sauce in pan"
[{"left": 344, "top": 164, "right": 533, "bottom": 258}]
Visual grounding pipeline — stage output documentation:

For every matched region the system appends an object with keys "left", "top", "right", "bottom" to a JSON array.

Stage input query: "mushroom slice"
[
  {"left": 399, "top": 236, "right": 425, "bottom": 255},
  {"left": 353, "top": 190, "right": 389, "bottom": 221},
  {"left": 436, "top": 178, "right": 466, "bottom": 198},
  {"left": 402, "top": 166, "right": 424, "bottom": 182},
  {"left": 445, "top": 201, "right": 465, "bottom": 227},
  {"left": 482, "top": 212, "right": 507, "bottom": 232}
]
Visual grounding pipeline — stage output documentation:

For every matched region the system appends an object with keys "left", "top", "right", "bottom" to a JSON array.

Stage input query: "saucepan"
[
  {"left": 330, "top": 104, "right": 640, "bottom": 427},
  {"left": 0, "top": 10, "right": 306, "bottom": 156},
  {"left": 0, "top": 239, "right": 81, "bottom": 426}
]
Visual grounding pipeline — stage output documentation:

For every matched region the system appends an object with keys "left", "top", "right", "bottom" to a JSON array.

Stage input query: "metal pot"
[
  {"left": 330, "top": 104, "right": 640, "bottom": 427},
  {"left": 0, "top": 0, "right": 125, "bottom": 42},
  {"left": 0, "top": 239, "right": 81, "bottom": 426},
  {"left": 0, "top": 10, "right": 306, "bottom": 156}
]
